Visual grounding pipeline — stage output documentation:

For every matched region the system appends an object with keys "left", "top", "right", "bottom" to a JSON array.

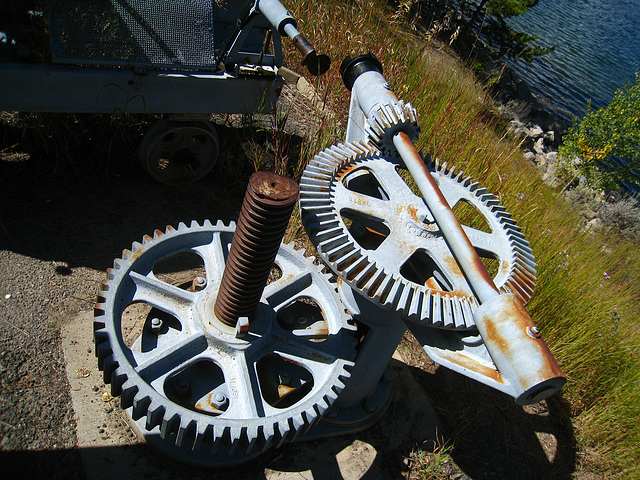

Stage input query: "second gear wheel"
[
  {"left": 299, "top": 142, "right": 537, "bottom": 330},
  {"left": 93, "top": 220, "right": 356, "bottom": 465},
  {"left": 139, "top": 119, "right": 220, "bottom": 184}
]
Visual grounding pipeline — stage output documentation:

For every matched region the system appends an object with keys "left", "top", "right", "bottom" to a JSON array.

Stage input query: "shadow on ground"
[
  {"left": 1, "top": 357, "right": 435, "bottom": 480},
  {"left": 0, "top": 113, "right": 294, "bottom": 270},
  {"left": 402, "top": 358, "right": 577, "bottom": 480}
]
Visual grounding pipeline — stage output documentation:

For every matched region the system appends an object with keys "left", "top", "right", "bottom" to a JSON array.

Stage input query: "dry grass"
[{"left": 282, "top": 0, "right": 640, "bottom": 477}]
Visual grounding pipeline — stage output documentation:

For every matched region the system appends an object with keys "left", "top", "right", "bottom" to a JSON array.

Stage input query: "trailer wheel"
[{"left": 139, "top": 120, "right": 220, "bottom": 184}]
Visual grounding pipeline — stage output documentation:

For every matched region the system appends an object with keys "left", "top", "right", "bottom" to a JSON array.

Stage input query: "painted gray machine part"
[
  {"left": 0, "top": 0, "right": 329, "bottom": 184},
  {"left": 336, "top": 54, "right": 566, "bottom": 405},
  {"left": 0, "top": 0, "right": 328, "bottom": 114}
]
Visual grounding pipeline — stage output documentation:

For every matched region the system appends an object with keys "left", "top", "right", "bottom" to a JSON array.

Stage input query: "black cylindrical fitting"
[
  {"left": 293, "top": 34, "right": 331, "bottom": 76},
  {"left": 339, "top": 53, "right": 384, "bottom": 91}
]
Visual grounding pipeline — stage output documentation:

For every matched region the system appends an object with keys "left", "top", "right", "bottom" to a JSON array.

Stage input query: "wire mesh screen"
[{"left": 48, "top": 0, "right": 219, "bottom": 69}]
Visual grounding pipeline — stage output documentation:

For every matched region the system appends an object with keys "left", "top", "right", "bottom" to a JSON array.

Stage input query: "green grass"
[{"left": 284, "top": 0, "right": 640, "bottom": 476}]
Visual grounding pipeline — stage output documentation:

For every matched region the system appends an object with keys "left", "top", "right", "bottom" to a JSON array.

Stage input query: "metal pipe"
[
  {"left": 392, "top": 132, "right": 565, "bottom": 403},
  {"left": 258, "top": 0, "right": 330, "bottom": 75},
  {"left": 392, "top": 131, "right": 500, "bottom": 304}
]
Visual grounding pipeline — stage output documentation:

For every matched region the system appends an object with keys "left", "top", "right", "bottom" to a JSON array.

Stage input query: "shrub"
[{"left": 559, "top": 73, "right": 640, "bottom": 190}]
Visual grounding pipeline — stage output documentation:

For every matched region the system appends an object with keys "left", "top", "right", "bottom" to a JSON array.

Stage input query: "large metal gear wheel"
[
  {"left": 299, "top": 142, "right": 536, "bottom": 330},
  {"left": 93, "top": 220, "right": 356, "bottom": 466}
]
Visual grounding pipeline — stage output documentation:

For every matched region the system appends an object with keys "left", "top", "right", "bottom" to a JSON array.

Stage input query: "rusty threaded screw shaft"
[{"left": 214, "top": 171, "right": 299, "bottom": 327}]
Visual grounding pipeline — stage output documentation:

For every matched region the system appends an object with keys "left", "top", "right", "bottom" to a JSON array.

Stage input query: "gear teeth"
[
  {"left": 94, "top": 332, "right": 111, "bottom": 365},
  {"left": 192, "top": 424, "right": 213, "bottom": 452},
  {"left": 365, "top": 102, "right": 421, "bottom": 155},
  {"left": 101, "top": 353, "right": 117, "bottom": 382},
  {"left": 92, "top": 220, "right": 356, "bottom": 464},
  {"left": 145, "top": 402, "right": 165, "bottom": 431},
  {"left": 131, "top": 393, "right": 150, "bottom": 420},
  {"left": 160, "top": 413, "right": 181, "bottom": 440},
  {"left": 120, "top": 380, "right": 138, "bottom": 409},
  {"left": 209, "top": 428, "right": 224, "bottom": 454},
  {"left": 110, "top": 369, "right": 126, "bottom": 397},
  {"left": 176, "top": 420, "right": 197, "bottom": 448},
  {"left": 300, "top": 411, "right": 315, "bottom": 435},
  {"left": 94, "top": 303, "right": 105, "bottom": 318},
  {"left": 259, "top": 424, "right": 276, "bottom": 453},
  {"left": 244, "top": 430, "right": 259, "bottom": 456}
]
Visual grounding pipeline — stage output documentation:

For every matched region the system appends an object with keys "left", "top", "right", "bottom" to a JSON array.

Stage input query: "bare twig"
[{"left": 0, "top": 317, "right": 30, "bottom": 337}]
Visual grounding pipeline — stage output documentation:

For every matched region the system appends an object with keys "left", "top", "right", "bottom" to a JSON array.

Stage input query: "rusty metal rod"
[
  {"left": 214, "top": 171, "right": 299, "bottom": 326},
  {"left": 392, "top": 131, "right": 500, "bottom": 304},
  {"left": 393, "top": 131, "right": 565, "bottom": 402}
]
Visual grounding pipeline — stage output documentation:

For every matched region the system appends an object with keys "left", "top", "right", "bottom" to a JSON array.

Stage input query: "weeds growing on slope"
[{"left": 284, "top": 0, "right": 640, "bottom": 476}]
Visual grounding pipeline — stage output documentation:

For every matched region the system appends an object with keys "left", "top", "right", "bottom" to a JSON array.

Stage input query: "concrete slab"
[{"left": 62, "top": 311, "right": 441, "bottom": 479}]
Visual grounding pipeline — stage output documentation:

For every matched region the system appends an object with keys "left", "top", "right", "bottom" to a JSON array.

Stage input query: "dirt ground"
[{"left": 0, "top": 81, "right": 597, "bottom": 479}]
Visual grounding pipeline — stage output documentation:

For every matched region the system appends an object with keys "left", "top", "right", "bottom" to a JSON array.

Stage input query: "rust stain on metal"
[
  {"left": 194, "top": 393, "right": 224, "bottom": 413},
  {"left": 479, "top": 295, "right": 564, "bottom": 383},
  {"left": 250, "top": 171, "right": 299, "bottom": 204},
  {"left": 437, "top": 350, "right": 504, "bottom": 384},
  {"left": 215, "top": 172, "right": 299, "bottom": 327},
  {"left": 407, "top": 205, "right": 420, "bottom": 223},
  {"left": 500, "top": 261, "right": 511, "bottom": 277},
  {"left": 277, "top": 384, "right": 297, "bottom": 399},
  {"left": 443, "top": 255, "right": 465, "bottom": 279},
  {"left": 129, "top": 247, "right": 145, "bottom": 262}
]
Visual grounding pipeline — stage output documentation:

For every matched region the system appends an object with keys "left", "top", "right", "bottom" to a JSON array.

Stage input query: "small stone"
[
  {"left": 586, "top": 218, "right": 604, "bottom": 231},
  {"left": 529, "top": 125, "right": 544, "bottom": 138},
  {"left": 543, "top": 130, "right": 555, "bottom": 145},
  {"left": 523, "top": 151, "right": 536, "bottom": 163},
  {"left": 533, "top": 137, "right": 546, "bottom": 154}
]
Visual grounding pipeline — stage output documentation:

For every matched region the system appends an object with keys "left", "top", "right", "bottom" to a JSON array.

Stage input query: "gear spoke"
[
  {"left": 373, "top": 161, "right": 422, "bottom": 204},
  {"left": 192, "top": 231, "right": 230, "bottom": 285},
  {"left": 334, "top": 181, "right": 394, "bottom": 220},
  {"left": 269, "top": 332, "right": 340, "bottom": 365},
  {"left": 220, "top": 351, "right": 263, "bottom": 419},
  {"left": 136, "top": 334, "right": 209, "bottom": 383},
  {"left": 263, "top": 271, "right": 328, "bottom": 312},
  {"left": 129, "top": 270, "right": 195, "bottom": 318},
  {"left": 462, "top": 225, "right": 502, "bottom": 255}
]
